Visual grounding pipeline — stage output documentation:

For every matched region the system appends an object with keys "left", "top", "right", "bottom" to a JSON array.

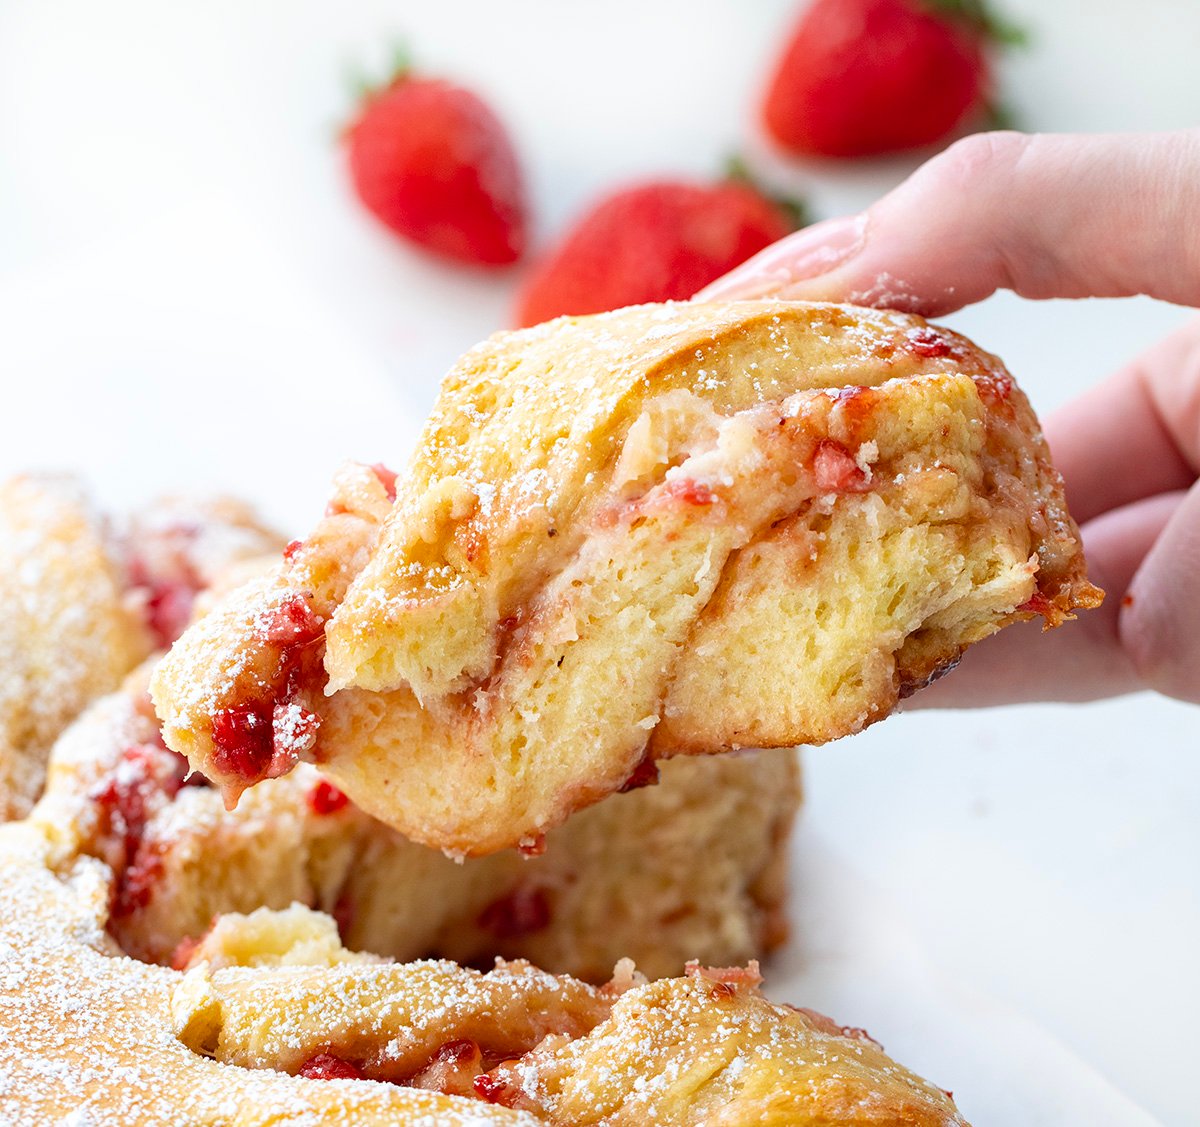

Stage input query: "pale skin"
[{"left": 700, "top": 129, "right": 1200, "bottom": 707}]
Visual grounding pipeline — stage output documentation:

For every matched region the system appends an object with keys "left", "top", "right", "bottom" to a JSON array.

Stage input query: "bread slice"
[{"left": 153, "top": 301, "right": 1100, "bottom": 855}]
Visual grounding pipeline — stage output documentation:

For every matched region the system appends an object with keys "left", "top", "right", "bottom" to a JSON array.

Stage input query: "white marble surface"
[{"left": 2, "top": 1, "right": 1197, "bottom": 1121}]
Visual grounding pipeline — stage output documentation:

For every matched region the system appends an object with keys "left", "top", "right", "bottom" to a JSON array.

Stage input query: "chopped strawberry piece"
[
  {"left": 299, "top": 1052, "right": 363, "bottom": 1081},
  {"left": 812, "top": 439, "right": 870, "bottom": 494},
  {"left": 472, "top": 1072, "right": 524, "bottom": 1107},
  {"left": 370, "top": 462, "right": 399, "bottom": 501},
  {"left": 307, "top": 779, "right": 349, "bottom": 816},
  {"left": 477, "top": 887, "right": 552, "bottom": 938},
  {"left": 666, "top": 479, "right": 717, "bottom": 506},
  {"left": 906, "top": 326, "right": 955, "bottom": 359},
  {"left": 283, "top": 538, "right": 305, "bottom": 563},
  {"left": 210, "top": 706, "right": 274, "bottom": 783},
  {"left": 260, "top": 594, "right": 324, "bottom": 646}
]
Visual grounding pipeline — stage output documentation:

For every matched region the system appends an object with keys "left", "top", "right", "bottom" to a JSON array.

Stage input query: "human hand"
[{"left": 700, "top": 130, "right": 1200, "bottom": 706}]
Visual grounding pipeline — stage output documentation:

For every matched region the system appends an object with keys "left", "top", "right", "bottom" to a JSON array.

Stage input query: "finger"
[
  {"left": 1119, "top": 478, "right": 1200, "bottom": 703},
  {"left": 908, "top": 492, "right": 1183, "bottom": 708},
  {"left": 1042, "top": 316, "right": 1200, "bottom": 525},
  {"left": 699, "top": 130, "right": 1200, "bottom": 314}
]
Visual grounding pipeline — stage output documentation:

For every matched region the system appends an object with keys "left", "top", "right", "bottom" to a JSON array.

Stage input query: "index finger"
[{"left": 699, "top": 130, "right": 1200, "bottom": 314}]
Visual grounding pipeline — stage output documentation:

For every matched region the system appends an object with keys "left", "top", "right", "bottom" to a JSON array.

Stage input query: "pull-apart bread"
[
  {"left": 152, "top": 301, "right": 1100, "bottom": 855},
  {"left": 30, "top": 674, "right": 797, "bottom": 982},
  {"left": 1, "top": 812, "right": 968, "bottom": 1125}
]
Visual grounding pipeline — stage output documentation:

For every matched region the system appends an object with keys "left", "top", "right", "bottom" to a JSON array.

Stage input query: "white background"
[{"left": 1, "top": 1, "right": 1197, "bottom": 1122}]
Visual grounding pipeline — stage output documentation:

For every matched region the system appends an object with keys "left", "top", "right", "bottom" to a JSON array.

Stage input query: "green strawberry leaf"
[
  {"left": 924, "top": 0, "right": 1030, "bottom": 48},
  {"left": 724, "top": 155, "right": 811, "bottom": 232}
]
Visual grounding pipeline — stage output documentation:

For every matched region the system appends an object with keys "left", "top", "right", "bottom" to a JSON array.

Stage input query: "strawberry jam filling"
[
  {"left": 170, "top": 934, "right": 204, "bottom": 971},
  {"left": 1018, "top": 592, "right": 1052, "bottom": 616},
  {"left": 477, "top": 887, "right": 552, "bottom": 939},
  {"left": 1016, "top": 590, "right": 1069, "bottom": 627},
  {"left": 618, "top": 751, "right": 660, "bottom": 793},
  {"left": 292, "top": 1039, "right": 540, "bottom": 1108},
  {"left": 210, "top": 594, "right": 329, "bottom": 788},
  {"left": 210, "top": 706, "right": 275, "bottom": 782},
  {"left": 409, "top": 1039, "right": 485, "bottom": 1096},
  {"left": 91, "top": 745, "right": 190, "bottom": 917},
  {"left": 906, "top": 326, "right": 956, "bottom": 360},
  {"left": 472, "top": 1072, "right": 527, "bottom": 1108},
  {"left": 516, "top": 834, "right": 546, "bottom": 858},
  {"left": 332, "top": 890, "right": 355, "bottom": 942},
  {"left": 127, "top": 555, "right": 202, "bottom": 650},
  {"left": 299, "top": 1052, "right": 364, "bottom": 1081},
  {"left": 665, "top": 478, "right": 717, "bottom": 506}
]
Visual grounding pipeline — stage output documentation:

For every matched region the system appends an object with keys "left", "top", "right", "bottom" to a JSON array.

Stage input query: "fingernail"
[{"left": 697, "top": 213, "right": 868, "bottom": 301}]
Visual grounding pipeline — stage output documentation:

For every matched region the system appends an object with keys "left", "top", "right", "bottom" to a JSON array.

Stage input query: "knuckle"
[{"left": 918, "top": 131, "right": 1032, "bottom": 192}]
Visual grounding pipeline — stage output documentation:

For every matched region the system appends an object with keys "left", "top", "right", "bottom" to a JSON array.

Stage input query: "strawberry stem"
[
  {"left": 386, "top": 41, "right": 413, "bottom": 86},
  {"left": 923, "top": 0, "right": 1030, "bottom": 47},
  {"left": 724, "top": 155, "right": 811, "bottom": 232},
  {"left": 342, "top": 41, "right": 413, "bottom": 109},
  {"left": 980, "top": 99, "right": 1020, "bottom": 131}
]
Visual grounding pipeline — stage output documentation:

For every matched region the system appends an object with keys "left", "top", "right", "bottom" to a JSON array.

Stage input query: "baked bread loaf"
[
  {"left": 153, "top": 301, "right": 1100, "bottom": 854},
  {"left": 0, "top": 814, "right": 969, "bottom": 1125},
  {"left": 34, "top": 675, "right": 797, "bottom": 981},
  {"left": 0, "top": 477, "right": 281, "bottom": 821}
]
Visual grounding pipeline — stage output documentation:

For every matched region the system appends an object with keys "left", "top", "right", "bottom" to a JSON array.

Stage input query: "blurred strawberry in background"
[
  {"left": 761, "top": 0, "right": 1024, "bottom": 158},
  {"left": 344, "top": 56, "right": 527, "bottom": 266},
  {"left": 514, "top": 170, "right": 805, "bottom": 327}
]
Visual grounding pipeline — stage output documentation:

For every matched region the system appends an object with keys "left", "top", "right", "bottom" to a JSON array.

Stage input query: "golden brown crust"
[
  {"left": 0, "top": 816, "right": 968, "bottom": 1126},
  {"left": 152, "top": 302, "right": 1099, "bottom": 855}
]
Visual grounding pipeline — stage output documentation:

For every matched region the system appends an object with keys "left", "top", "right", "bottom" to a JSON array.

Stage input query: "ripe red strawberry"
[
  {"left": 762, "top": 0, "right": 1024, "bottom": 158},
  {"left": 513, "top": 174, "right": 802, "bottom": 327},
  {"left": 345, "top": 65, "right": 526, "bottom": 266}
]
